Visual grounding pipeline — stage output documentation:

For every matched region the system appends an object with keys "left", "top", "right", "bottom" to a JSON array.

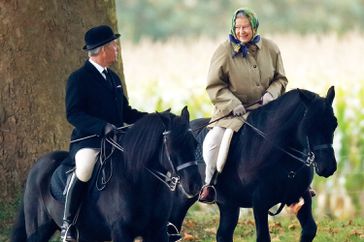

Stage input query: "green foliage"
[
  {"left": 0, "top": 193, "right": 21, "bottom": 240},
  {"left": 320, "top": 84, "right": 364, "bottom": 216},
  {"left": 116, "top": 0, "right": 364, "bottom": 42}
]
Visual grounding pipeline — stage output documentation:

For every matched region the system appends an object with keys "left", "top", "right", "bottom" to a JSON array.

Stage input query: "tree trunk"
[{"left": 0, "top": 0, "right": 122, "bottom": 202}]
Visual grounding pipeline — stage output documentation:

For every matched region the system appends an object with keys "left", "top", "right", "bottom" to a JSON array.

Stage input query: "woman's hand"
[
  {"left": 232, "top": 104, "right": 246, "bottom": 116},
  {"left": 262, "top": 92, "right": 274, "bottom": 105}
]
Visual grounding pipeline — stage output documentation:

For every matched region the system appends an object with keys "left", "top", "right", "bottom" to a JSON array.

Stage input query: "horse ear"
[
  {"left": 156, "top": 109, "right": 171, "bottom": 129},
  {"left": 298, "top": 89, "right": 312, "bottom": 107},
  {"left": 326, "top": 86, "right": 335, "bottom": 106},
  {"left": 181, "top": 106, "right": 190, "bottom": 122}
]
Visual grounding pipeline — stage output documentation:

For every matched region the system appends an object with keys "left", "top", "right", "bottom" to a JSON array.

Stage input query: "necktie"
[{"left": 103, "top": 69, "right": 117, "bottom": 89}]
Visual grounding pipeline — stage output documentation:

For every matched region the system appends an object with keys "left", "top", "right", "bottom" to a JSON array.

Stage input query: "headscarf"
[{"left": 229, "top": 8, "right": 260, "bottom": 58}]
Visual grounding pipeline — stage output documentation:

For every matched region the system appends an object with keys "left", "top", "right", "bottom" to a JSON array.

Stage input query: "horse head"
[
  {"left": 298, "top": 86, "right": 338, "bottom": 177},
  {"left": 158, "top": 106, "right": 203, "bottom": 198}
]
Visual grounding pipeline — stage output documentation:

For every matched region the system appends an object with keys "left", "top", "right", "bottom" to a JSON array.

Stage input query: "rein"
[
  {"left": 145, "top": 130, "right": 198, "bottom": 197},
  {"left": 70, "top": 124, "right": 133, "bottom": 144},
  {"left": 197, "top": 109, "right": 331, "bottom": 174},
  {"left": 242, "top": 116, "right": 333, "bottom": 175},
  {"left": 94, "top": 126, "right": 129, "bottom": 191},
  {"left": 191, "top": 100, "right": 261, "bottom": 133}
]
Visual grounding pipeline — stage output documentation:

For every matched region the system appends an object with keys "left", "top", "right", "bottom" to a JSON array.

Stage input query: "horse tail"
[{"left": 10, "top": 199, "right": 27, "bottom": 242}]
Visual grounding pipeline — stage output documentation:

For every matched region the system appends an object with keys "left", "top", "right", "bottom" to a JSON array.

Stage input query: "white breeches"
[
  {"left": 75, "top": 148, "right": 99, "bottom": 182},
  {"left": 202, "top": 126, "right": 234, "bottom": 184}
]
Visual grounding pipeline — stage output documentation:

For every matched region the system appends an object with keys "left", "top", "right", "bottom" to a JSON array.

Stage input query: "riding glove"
[
  {"left": 262, "top": 92, "right": 274, "bottom": 105},
  {"left": 232, "top": 104, "right": 246, "bottom": 116},
  {"left": 104, "top": 123, "right": 117, "bottom": 136}
]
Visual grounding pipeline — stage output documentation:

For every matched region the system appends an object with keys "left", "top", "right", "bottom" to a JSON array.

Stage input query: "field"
[{"left": 121, "top": 32, "right": 364, "bottom": 115}]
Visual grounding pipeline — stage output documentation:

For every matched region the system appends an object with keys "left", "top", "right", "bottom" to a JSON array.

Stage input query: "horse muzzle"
[{"left": 315, "top": 155, "right": 337, "bottom": 178}]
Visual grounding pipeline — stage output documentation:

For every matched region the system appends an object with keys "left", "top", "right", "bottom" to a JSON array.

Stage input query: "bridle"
[
  {"left": 145, "top": 130, "right": 198, "bottom": 197},
  {"left": 243, "top": 119, "right": 333, "bottom": 216},
  {"left": 242, "top": 117, "right": 333, "bottom": 178}
]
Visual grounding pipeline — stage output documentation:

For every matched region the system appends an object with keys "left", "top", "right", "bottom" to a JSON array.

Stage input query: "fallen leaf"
[
  {"left": 288, "top": 224, "right": 297, "bottom": 230},
  {"left": 183, "top": 232, "right": 195, "bottom": 241}
]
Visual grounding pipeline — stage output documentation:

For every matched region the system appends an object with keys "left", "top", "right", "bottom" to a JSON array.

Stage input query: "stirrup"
[
  {"left": 198, "top": 184, "right": 217, "bottom": 204},
  {"left": 61, "top": 223, "right": 79, "bottom": 242},
  {"left": 167, "top": 222, "right": 182, "bottom": 242}
]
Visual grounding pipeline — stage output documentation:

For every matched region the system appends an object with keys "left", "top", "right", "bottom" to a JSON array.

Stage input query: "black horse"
[
  {"left": 11, "top": 107, "right": 203, "bottom": 242},
  {"left": 169, "top": 87, "right": 338, "bottom": 242}
]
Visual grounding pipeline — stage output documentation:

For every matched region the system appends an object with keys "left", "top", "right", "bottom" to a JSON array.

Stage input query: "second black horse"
[{"left": 169, "top": 87, "right": 338, "bottom": 242}]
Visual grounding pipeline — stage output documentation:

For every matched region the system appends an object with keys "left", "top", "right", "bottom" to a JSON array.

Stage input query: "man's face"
[{"left": 102, "top": 40, "right": 119, "bottom": 66}]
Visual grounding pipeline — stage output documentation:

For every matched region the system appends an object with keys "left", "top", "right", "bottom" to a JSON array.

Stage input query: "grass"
[
  {"left": 1, "top": 196, "right": 363, "bottom": 241},
  {"left": 180, "top": 204, "right": 364, "bottom": 242}
]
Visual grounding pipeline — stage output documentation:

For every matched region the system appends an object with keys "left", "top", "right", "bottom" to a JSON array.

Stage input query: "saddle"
[{"left": 50, "top": 153, "right": 114, "bottom": 202}]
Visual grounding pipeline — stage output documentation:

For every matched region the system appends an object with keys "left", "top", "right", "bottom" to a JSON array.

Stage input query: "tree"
[{"left": 0, "top": 0, "right": 123, "bottom": 202}]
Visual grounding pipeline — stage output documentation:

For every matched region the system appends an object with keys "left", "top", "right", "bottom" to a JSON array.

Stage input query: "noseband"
[
  {"left": 287, "top": 136, "right": 333, "bottom": 178},
  {"left": 146, "top": 130, "right": 198, "bottom": 195}
]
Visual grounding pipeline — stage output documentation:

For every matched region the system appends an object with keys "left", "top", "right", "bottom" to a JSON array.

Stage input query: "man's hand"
[
  {"left": 104, "top": 123, "right": 117, "bottom": 136},
  {"left": 232, "top": 104, "right": 246, "bottom": 116}
]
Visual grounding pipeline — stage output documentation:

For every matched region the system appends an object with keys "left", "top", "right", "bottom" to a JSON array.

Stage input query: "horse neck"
[{"left": 267, "top": 93, "right": 306, "bottom": 144}]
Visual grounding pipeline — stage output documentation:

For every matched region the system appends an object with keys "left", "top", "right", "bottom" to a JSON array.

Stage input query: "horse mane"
[
  {"left": 237, "top": 89, "right": 321, "bottom": 182},
  {"left": 121, "top": 111, "right": 189, "bottom": 182},
  {"left": 121, "top": 113, "right": 166, "bottom": 181}
]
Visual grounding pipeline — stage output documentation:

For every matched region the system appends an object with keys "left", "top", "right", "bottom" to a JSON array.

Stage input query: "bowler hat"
[{"left": 83, "top": 25, "right": 120, "bottom": 51}]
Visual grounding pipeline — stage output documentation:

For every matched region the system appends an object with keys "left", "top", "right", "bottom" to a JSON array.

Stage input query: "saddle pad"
[
  {"left": 191, "top": 119, "right": 209, "bottom": 164},
  {"left": 50, "top": 163, "right": 73, "bottom": 202},
  {"left": 50, "top": 154, "right": 114, "bottom": 202}
]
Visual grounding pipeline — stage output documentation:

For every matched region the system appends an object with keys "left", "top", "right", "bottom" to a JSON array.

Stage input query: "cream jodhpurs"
[
  {"left": 75, "top": 148, "right": 99, "bottom": 182},
  {"left": 202, "top": 126, "right": 234, "bottom": 184}
]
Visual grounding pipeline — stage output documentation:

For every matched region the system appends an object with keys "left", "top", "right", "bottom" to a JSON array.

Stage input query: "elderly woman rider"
[{"left": 198, "top": 8, "right": 288, "bottom": 203}]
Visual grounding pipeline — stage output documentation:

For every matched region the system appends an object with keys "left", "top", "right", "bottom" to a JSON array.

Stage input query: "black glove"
[{"left": 104, "top": 123, "right": 117, "bottom": 137}]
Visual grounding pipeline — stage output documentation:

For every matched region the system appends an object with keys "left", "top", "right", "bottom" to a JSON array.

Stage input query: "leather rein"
[{"left": 145, "top": 130, "right": 198, "bottom": 198}]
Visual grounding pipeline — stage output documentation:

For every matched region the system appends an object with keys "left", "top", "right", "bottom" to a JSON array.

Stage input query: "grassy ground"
[
  {"left": 2, "top": 202, "right": 363, "bottom": 242},
  {"left": 179, "top": 204, "right": 364, "bottom": 242}
]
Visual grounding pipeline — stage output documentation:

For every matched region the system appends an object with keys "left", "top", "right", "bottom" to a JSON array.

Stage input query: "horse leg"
[
  {"left": 27, "top": 221, "right": 58, "bottom": 242},
  {"left": 216, "top": 204, "right": 240, "bottom": 242},
  {"left": 252, "top": 191, "right": 271, "bottom": 242},
  {"left": 10, "top": 201, "right": 27, "bottom": 242},
  {"left": 111, "top": 224, "right": 134, "bottom": 242},
  {"left": 168, "top": 194, "right": 197, "bottom": 242},
  {"left": 296, "top": 190, "right": 317, "bottom": 242},
  {"left": 143, "top": 220, "right": 168, "bottom": 242}
]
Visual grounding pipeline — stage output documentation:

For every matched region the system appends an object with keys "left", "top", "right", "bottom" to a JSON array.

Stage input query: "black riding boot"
[{"left": 60, "top": 173, "right": 88, "bottom": 242}]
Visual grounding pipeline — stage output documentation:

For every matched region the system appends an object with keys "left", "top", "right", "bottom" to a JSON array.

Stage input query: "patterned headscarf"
[{"left": 229, "top": 8, "right": 260, "bottom": 58}]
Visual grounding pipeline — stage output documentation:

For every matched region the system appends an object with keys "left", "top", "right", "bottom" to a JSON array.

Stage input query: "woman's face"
[{"left": 234, "top": 16, "right": 253, "bottom": 43}]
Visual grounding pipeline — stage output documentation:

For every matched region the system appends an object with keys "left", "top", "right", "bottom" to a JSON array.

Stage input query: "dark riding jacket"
[{"left": 66, "top": 60, "right": 146, "bottom": 158}]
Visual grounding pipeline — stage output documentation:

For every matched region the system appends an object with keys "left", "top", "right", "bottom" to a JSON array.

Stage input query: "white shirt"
[{"left": 89, "top": 58, "right": 107, "bottom": 79}]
